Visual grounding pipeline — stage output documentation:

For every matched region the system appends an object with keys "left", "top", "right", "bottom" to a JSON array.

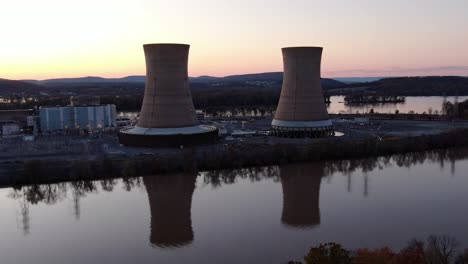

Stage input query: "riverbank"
[{"left": 2, "top": 127, "right": 468, "bottom": 187}]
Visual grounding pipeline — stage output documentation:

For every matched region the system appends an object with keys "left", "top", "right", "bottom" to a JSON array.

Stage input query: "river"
[
  {"left": 1, "top": 149, "right": 468, "bottom": 263},
  {"left": 118, "top": 96, "right": 468, "bottom": 118},
  {"left": 328, "top": 96, "right": 468, "bottom": 114}
]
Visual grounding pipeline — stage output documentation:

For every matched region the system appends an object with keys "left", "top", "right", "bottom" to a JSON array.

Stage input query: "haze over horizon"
[{"left": 1, "top": 0, "right": 467, "bottom": 80}]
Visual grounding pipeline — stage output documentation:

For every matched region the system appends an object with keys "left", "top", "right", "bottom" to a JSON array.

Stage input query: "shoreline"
[{"left": 2, "top": 127, "right": 468, "bottom": 187}]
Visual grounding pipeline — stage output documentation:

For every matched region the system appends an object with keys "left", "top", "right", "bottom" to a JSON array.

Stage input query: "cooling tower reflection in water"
[
  {"left": 143, "top": 173, "right": 197, "bottom": 248},
  {"left": 279, "top": 162, "right": 324, "bottom": 229},
  {"left": 2, "top": 148, "right": 468, "bottom": 264}
]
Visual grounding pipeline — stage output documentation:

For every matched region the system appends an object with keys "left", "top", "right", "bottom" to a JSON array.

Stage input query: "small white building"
[
  {"left": 1, "top": 122, "right": 20, "bottom": 137},
  {"left": 231, "top": 130, "right": 257, "bottom": 137},
  {"left": 196, "top": 110, "right": 205, "bottom": 120}
]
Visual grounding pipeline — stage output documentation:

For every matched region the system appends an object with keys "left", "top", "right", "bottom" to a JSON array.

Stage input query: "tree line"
[{"left": 290, "top": 235, "right": 467, "bottom": 264}]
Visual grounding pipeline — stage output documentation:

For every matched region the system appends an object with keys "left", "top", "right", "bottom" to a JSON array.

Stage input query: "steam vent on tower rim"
[
  {"left": 272, "top": 47, "right": 333, "bottom": 138},
  {"left": 118, "top": 44, "right": 218, "bottom": 147}
]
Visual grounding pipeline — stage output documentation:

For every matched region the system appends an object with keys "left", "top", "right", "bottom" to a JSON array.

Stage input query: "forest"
[{"left": 327, "top": 76, "right": 468, "bottom": 96}]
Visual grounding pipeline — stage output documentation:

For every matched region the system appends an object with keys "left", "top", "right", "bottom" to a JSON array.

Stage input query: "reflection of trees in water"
[
  {"left": 200, "top": 148, "right": 468, "bottom": 203},
  {"left": 6, "top": 147, "right": 468, "bottom": 234},
  {"left": 323, "top": 148, "right": 468, "bottom": 177},
  {"left": 122, "top": 177, "right": 143, "bottom": 192},
  {"left": 202, "top": 166, "right": 280, "bottom": 188},
  {"left": 100, "top": 179, "right": 117, "bottom": 192},
  {"left": 7, "top": 183, "right": 67, "bottom": 235},
  {"left": 201, "top": 148, "right": 468, "bottom": 189},
  {"left": 321, "top": 148, "right": 468, "bottom": 197},
  {"left": 70, "top": 181, "right": 97, "bottom": 220},
  {"left": 9, "top": 184, "right": 68, "bottom": 206},
  {"left": 7, "top": 177, "right": 143, "bottom": 234}
]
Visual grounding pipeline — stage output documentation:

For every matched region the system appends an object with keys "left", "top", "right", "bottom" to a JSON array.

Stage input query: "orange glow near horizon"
[{"left": 1, "top": 0, "right": 468, "bottom": 80}]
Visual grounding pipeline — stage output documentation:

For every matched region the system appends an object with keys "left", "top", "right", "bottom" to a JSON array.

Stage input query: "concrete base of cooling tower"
[
  {"left": 118, "top": 125, "right": 219, "bottom": 148},
  {"left": 271, "top": 119, "right": 334, "bottom": 138}
]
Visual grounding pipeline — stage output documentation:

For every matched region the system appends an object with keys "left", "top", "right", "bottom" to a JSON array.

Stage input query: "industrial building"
[
  {"left": 272, "top": 47, "right": 333, "bottom": 137},
  {"left": 0, "top": 122, "right": 21, "bottom": 137},
  {"left": 0, "top": 109, "right": 35, "bottom": 137},
  {"left": 39, "top": 104, "right": 116, "bottom": 132},
  {"left": 118, "top": 43, "right": 218, "bottom": 147}
]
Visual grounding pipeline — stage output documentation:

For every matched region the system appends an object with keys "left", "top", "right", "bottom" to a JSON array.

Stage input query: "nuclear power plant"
[
  {"left": 117, "top": 44, "right": 335, "bottom": 147},
  {"left": 118, "top": 43, "right": 218, "bottom": 147},
  {"left": 280, "top": 162, "right": 323, "bottom": 228},
  {"left": 272, "top": 47, "right": 333, "bottom": 138}
]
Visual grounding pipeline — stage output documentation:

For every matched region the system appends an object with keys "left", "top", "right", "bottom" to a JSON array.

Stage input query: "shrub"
[
  {"left": 354, "top": 247, "right": 395, "bottom": 264},
  {"left": 304, "top": 243, "right": 353, "bottom": 264}
]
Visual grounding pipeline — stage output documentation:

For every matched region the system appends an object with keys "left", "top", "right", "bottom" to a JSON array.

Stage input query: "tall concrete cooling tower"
[
  {"left": 118, "top": 43, "right": 218, "bottom": 147},
  {"left": 272, "top": 47, "right": 333, "bottom": 138}
]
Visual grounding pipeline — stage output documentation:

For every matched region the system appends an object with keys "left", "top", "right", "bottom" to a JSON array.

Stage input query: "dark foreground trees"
[
  {"left": 290, "top": 235, "right": 467, "bottom": 264},
  {"left": 303, "top": 243, "right": 353, "bottom": 264}
]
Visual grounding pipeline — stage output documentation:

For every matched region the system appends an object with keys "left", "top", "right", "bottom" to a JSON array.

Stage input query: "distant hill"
[
  {"left": 365, "top": 76, "right": 468, "bottom": 96},
  {"left": 327, "top": 76, "right": 468, "bottom": 96},
  {"left": 190, "top": 75, "right": 219, "bottom": 82},
  {"left": 0, "top": 78, "right": 42, "bottom": 95},
  {"left": 21, "top": 72, "right": 345, "bottom": 89},
  {"left": 43, "top": 76, "right": 109, "bottom": 83},
  {"left": 25, "top": 76, "right": 141, "bottom": 86},
  {"left": 10, "top": 75, "right": 468, "bottom": 97},
  {"left": 322, "top": 79, "right": 345, "bottom": 89},
  {"left": 333, "top": 77, "right": 384, "bottom": 84},
  {"left": 25, "top": 73, "right": 286, "bottom": 84},
  {"left": 220, "top": 72, "right": 284, "bottom": 82}
]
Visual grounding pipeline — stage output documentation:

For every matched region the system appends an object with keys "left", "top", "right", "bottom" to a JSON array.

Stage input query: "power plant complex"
[
  {"left": 118, "top": 44, "right": 219, "bottom": 147},
  {"left": 2, "top": 43, "right": 335, "bottom": 147},
  {"left": 113, "top": 44, "right": 334, "bottom": 147},
  {"left": 272, "top": 47, "right": 333, "bottom": 138}
]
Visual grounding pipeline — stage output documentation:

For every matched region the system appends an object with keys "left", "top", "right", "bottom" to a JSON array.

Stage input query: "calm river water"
[
  {"left": 118, "top": 96, "right": 468, "bottom": 118},
  {"left": 327, "top": 96, "right": 468, "bottom": 114},
  {"left": 1, "top": 149, "right": 468, "bottom": 263}
]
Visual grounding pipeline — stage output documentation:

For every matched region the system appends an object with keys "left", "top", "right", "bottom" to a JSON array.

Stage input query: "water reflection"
[
  {"left": 7, "top": 178, "right": 142, "bottom": 235},
  {"left": 7, "top": 183, "right": 68, "bottom": 234},
  {"left": 327, "top": 96, "right": 468, "bottom": 114},
  {"left": 323, "top": 148, "right": 466, "bottom": 177},
  {"left": 143, "top": 173, "right": 197, "bottom": 248},
  {"left": 279, "top": 162, "right": 324, "bottom": 229},
  {"left": 5, "top": 147, "right": 468, "bottom": 236},
  {"left": 202, "top": 166, "right": 279, "bottom": 188},
  {"left": 70, "top": 180, "right": 98, "bottom": 220}
]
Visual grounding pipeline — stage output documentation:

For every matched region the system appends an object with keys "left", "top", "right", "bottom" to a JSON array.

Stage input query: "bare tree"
[{"left": 425, "top": 235, "right": 459, "bottom": 264}]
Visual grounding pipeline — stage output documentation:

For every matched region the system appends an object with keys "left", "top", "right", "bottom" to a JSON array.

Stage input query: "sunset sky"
[{"left": 1, "top": 0, "right": 467, "bottom": 80}]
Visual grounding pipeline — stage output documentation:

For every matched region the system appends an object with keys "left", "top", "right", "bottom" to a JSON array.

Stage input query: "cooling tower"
[
  {"left": 143, "top": 173, "right": 197, "bottom": 248},
  {"left": 118, "top": 43, "right": 218, "bottom": 147},
  {"left": 272, "top": 47, "right": 333, "bottom": 138},
  {"left": 280, "top": 162, "right": 324, "bottom": 228}
]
